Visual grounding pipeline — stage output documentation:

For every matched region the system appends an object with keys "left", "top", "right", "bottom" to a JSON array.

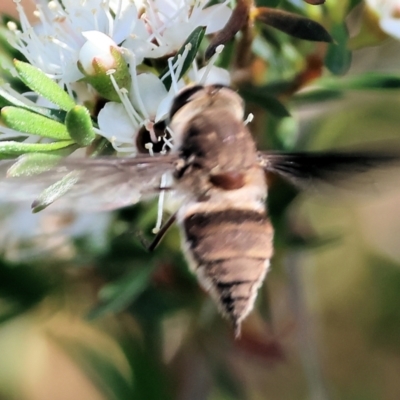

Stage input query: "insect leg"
[{"left": 147, "top": 212, "right": 177, "bottom": 252}]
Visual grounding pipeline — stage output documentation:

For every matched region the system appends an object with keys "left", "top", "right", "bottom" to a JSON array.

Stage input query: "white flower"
[
  {"left": 366, "top": 0, "right": 400, "bottom": 39},
  {"left": 5, "top": 0, "right": 234, "bottom": 156},
  {"left": 97, "top": 70, "right": 175, "bottom": 153},
  {"left": 9, "top": 0, "right": 231, "bottom": 87},
  {"left": 9, "top": 0, "right": 139, "bottom": 87},
  {"left": 0, "top": 203, "right": 111, "bottom": 262},
  {"left": 123, "top": 0, "right": 232, "bottom": 59}
]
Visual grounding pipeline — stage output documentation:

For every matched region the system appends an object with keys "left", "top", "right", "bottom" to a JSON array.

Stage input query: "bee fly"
[
  {"left": 0, "top": 85, "right": 397, "bottom": 337},
  {"left": 169, "top": 85, "right": 273, "bottom": 337}
]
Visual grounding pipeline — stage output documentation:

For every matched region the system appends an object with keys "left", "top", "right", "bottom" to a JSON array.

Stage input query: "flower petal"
[
  {"left": 98, "top": 102, "right": 137, "bottom": 143},
  {"left": 129, "top": 73, "right": 168, "bottom": 117},
  {"left": 380, "top": 17, "right": 400, "bottom": 39},
  {"left": 156, "top": 91, "right": 175, "bottom": 122},
  {"left": 197, "top": 66, "right": 231, "bottom": 86},
  {"left": 197, "top": 4, "right": 232, "bottom": 34},
  {"left": 112, "top": 3, "right": 139, "bottom": 44}
]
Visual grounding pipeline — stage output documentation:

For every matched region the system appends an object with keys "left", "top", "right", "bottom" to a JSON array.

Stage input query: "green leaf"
[
  {"left": 88, "top": 263, "right": 157, "bottom": 319},
  {"left": 255, "top": 0, "right": 280, "bottom": 6},
  {"left": 320, "top": 73, "right": 400, "bottom": 90},
  {"left": 14, "top": 60, "right": 76, "bottom": 111},
  {"left": 0, "top": 87, "right": 67, "bottom": 122},
  {"left": 0, "top": 140, "right": 74, "bottom": 158},
  {"left": 324, "top": 23, "right": 351, "bottom": 75},
  {"left": 284, "top": 232, "right": 342, "bottom": 250},
  {"left": 6, "top": 153, "right": 65, "bottom": 177},
  {"left": 366, "top": 254, "right": 400, "bottom": 351},
  {"left": 160, "top": 27, "right": 205, "bottom": 90},
  {"left": 240, "top": 86, "right": 291, "bottom": 118},
  {"left": 66, "top": 106, "right": 96, "bottom": 146},
  {"left": 292, "top": 88, "right": 343, "bottom": 104},
  {"left": 1, "top": 106, "right": 72, "bottom": 140},
  {"left": 254, "top": 80, "right": 295, "bottom": 96},
  {"left": 255, "top": 8, "right": 333, "bottom": 43},
  {"left": 31, "top": 171, "right": 80, "bottom": 212}
]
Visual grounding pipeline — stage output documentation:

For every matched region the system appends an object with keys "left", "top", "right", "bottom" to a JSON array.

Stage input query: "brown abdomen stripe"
[{"left": 183, "top": 209, "right": 274, "bottom": 336}]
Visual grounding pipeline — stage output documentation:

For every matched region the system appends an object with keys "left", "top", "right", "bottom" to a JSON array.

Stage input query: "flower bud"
[{"left": 78, "top": 31, "right": 132, "bottom": 102}]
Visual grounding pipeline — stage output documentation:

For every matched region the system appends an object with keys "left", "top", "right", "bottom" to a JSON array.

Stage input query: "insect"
[{"left": 0, "top": 84, "right": 396, "bottom": 336}]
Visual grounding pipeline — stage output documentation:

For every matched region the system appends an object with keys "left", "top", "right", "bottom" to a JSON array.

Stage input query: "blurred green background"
[{"left": 1, "top": 1, "right": 400, "bottom": 399}]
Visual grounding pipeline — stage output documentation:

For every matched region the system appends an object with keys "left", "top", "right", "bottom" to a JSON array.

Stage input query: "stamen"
[
  {"left": 168, "top": 57, "right": 179, "bottom": 93},
  {"left": 160, "top": 55, "right": 180, "bottom": 82},
  {"left": 160, "top": 42, "right": 192, "bottom": 92},
  {"left": 190, "top": 0, "right": 203, "bottom": 20},
  {"left": 142, "top": 3, "right": 164, "bottom": 45},
  {"left": 7, "top": 21, "right": 18, "bottom": 31},
  {"left": 191, "top": 58, "right": 199, "bottom": 80},
  {"left": 162, "top": 135, "right": 173, "bottom": 150},
  {"left": 48, "top": 1, "right": 58, "bottom": 11},
  {"left": 127, "top": 53, "right": 150, "bottom": 119},
  {"left": 144, "top": 120, "right": 157, "bottom": 143},
  {"left": 101, "top": 1, "right": 114, "bottom": 38},
  {"left": 147, "top": 3, "right": 187, "bottom": 43},
  {"left": 144, "top": 142, "right": 154, "bottom": 156},
  {"left": 50, "top": 37, "right": 76, "bottom": 52},
  {"left": 108, "top": 70, "right": 142, "bottom": 126},
  {"left": 94, "top": 126, "right": 137, "bottom": 152},
  {"left": 92, "top": 8, "right": 100, "bottom": 32},
  {"left": 14, "top": 0, "right": 32, "bottom": 33},
  {"left": 173, "top": 43, "right": 192, "bottom": 83},
  {"left": 33, "top": 5, "right": 49, "bottom": 33},
  {"left": 244, "top": 113, "right": 254, "bottom": 125},
  {"left": 152, "top": 173, "right": 167, "bottom": 234},
  {"left": 199, "top": 44, "right": 224, "bottom": 84},
  {"left": 99, "top": 130, "right": 138, "bottom": 154}
]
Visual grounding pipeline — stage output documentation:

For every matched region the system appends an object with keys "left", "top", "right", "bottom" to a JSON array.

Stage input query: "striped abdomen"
[{"left": 181, "top": 208, "right": 274, "bottom": 336}]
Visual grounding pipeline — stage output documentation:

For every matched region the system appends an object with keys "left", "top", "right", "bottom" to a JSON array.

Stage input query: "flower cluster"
[{"left": 4, "top": 0, "right": 232, "bottom": 154}]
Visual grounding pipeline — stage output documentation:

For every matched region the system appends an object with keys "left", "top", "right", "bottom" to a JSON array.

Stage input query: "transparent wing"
[
  {"left": 258, "top": 150, "right": 399, "bottom": 188},
  {"left": 0, "top": 154, "right": 179, "bottom": 212}
]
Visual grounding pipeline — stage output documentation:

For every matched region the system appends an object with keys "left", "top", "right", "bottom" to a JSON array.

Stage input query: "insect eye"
[
  {"left": 169, "top": 85, "right": 204, "bottom": 120},
  {"left": 136, "top": 120, "right": 171, "bottom": 154}
]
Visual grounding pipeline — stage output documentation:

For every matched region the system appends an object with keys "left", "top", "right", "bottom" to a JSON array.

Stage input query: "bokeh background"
[{"left": 1, "top": 1, "right": 400, "bottom": 399}]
